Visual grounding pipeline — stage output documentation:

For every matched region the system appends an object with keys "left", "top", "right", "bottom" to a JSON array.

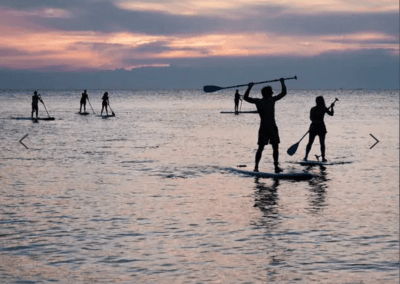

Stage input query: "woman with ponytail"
[{"left": 304, "top": 96, "right": 335, "bottom": 162}]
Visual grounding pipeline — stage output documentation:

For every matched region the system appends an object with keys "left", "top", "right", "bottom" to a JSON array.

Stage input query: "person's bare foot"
[{"left": 274, "top": 166, "right": 283, "bottom": 173}]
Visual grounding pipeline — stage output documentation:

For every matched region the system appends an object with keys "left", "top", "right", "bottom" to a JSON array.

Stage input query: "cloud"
[
  {"left": 0, "top": 47, "right": 30, "bottom": 56},
  {"left": 0, "top": 0, "right": 91, "bottom": 10},
  {"left": 1, "top": 1, "right": 397, "bottom": 37},
  {"left": 0, "top": 48, "right": 397, "bottom": 89}
]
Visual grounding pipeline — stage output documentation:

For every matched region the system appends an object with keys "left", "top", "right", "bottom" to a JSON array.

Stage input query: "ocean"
[{"left": 0, "top": 89, "right": 398, "bottom": 283}]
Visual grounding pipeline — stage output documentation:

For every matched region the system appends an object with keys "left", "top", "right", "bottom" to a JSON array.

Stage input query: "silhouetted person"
[
  {"left": 234, "top": 89, "right": 242, "bottom": 114},
  {"left": 303, "top": 96, "right": 334, "bottom": 162},
  {"left": 80, "top": 90, "right": 89, "bottom": 113},
  {"left": 31, "top": 91, "right": 42, "bottom": 119},
  {"left": 101, "top": 92, "right": 109, "bottom": 115},
  {"left": 244, "top": 78, "right": 287, "bottom": 173}
]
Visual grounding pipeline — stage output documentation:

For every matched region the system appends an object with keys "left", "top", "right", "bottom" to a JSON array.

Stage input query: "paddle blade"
[
  {"left": 287, "top": 143, "right": 299, "bottom": 156},
  {"left": 203, "top": 85, "right": 222, "bottom": 93}
]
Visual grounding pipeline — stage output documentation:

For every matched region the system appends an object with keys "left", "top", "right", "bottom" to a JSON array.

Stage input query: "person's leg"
[
  {"left": 105, "top": 105, "right": 108, "bottom": 115},
  {"left": 319, "top": 133, "right": 326, "bottom": 161},
  {"left": 272, "top": 143, "right": 282, "bottom": 172},
  {"left": 254, "top": 144, "right": 265, "bottom": 172},
  {"left": 80, "top": 102, "right": 82, "bottom": 113},
  {"left": 84, "top": 102, "right": 86, "bottom": 112},
  {"left": 304, "top": 132, "right": 316, "bottom": 160},
  {"left": 101, "top": 105, "right": 104, "bottom": 115}
]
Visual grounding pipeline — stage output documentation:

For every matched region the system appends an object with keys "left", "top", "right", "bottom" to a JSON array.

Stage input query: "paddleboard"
[
  {"left": 77, "top": 112, "right": 90, "bottom": 115},
  {"left": 229, "top": 166, "right": 314, "bottom": 180},
  {"left": 297, "top": 160, "right": 334, "bottom": 166},
  {"left": 295, "top": 160, "right": 352, "bottom": 166},
  {"left": 100, "top": 114, "right": 115, "bottom": 118},
  {"left": 220, "top": 111, "right": 258, "bottom": 114},
  {"left": 12, "top": 117, "right": 55, "bottom": 121}
]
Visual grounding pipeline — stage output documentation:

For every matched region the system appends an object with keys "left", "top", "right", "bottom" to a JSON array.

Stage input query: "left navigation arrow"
[{"left": 19, "top": 134, "right": 29, "bottom": 149}]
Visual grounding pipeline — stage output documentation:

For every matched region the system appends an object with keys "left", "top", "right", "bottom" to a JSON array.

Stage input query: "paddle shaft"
[
  {"left": 232, "top": 76, "right": 297, "bottom": 89},
  {"left": 297, "top": 131, "right": 309, "bottom": 144},
  {"left": 204, "top": 76, "right": 297, "bottom": 93},
  {"left": 108, "top": 102, "right": 115, "bottom": 115},
  {"left": 38, "top": 95, "right": 51, "bottom": 117},
  {"left": 87, "top": 97, "right": 96, "bottom": 114}
]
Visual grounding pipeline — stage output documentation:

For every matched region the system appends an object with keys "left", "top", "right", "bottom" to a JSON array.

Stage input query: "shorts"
[
  {"left": 258, "top": 124, "right": 280, "bottom": 145},
  {"left": 309, "top": 123, "right": 327, "bottom": 136},
  {"left": 32, "top": 104, "right": 38, "bottom": 111}
]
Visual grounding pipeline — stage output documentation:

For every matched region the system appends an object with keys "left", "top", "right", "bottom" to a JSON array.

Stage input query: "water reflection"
[
  {"left": 253, "top": 178, "right": 280, "bottom": 230},
  {"left": 306, "top": 165, "right": 329, "bottom": 214}
]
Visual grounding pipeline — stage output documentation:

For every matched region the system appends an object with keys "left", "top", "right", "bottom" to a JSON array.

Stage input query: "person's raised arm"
[
  {"left": 327, "top": 102, "right": 335, "bottom": 116},
  {"left": 243, "top": 82, "right": 256, "bottom": 104},
  {"left": 273, "top": 78, "right": 287, "bottom": 101}
]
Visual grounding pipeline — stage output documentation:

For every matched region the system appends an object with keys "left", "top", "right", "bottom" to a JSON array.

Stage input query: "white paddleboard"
[{"left": 229, "top": 166, "right": 314, "bottom": 180}]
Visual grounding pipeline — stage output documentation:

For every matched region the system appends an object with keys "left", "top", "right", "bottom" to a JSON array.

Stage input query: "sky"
[{"left": 0, "top": 0, "right": 398, "bottom": 89}]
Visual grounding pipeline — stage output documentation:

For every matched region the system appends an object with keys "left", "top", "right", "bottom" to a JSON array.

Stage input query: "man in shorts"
[
  {"left": 243, "top": 78, "right": 287, "bottom": 173},
  {"left": 31, "top": 91, "right": 42, "bottom": 119},
  {"left": 80, "top": 90, "right": 89, "bottom": 113}
]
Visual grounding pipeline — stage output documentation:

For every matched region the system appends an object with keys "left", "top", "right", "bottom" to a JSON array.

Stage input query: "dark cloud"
[
  {"left": 0, "top": 0, "right": 98, "bottom": 10},
  {"left": 0, "top": 48, "right": 397, "bottom": 89},
  {"left": 0, "top": 47, "right": 58, "bottom": 57},
  {"left": 133, "top": 41, "right": 173, "bottom": 53},
  {"left": 325, "top": 39, "right": 399, "bottom": 45},
  {"left": 1, "top": 1, "right": 397, "bottom": 37},
  {"left": 0, "top": 48, "right": 30, "bottom": 56}
]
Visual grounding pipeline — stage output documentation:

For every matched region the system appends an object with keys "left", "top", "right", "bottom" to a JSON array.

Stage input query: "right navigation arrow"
[{"left": 370, "top": 134, "right": 379, "bottom": 149}]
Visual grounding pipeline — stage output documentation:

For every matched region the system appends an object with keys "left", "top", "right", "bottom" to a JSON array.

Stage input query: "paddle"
[
  {"left": 87, "top": 97, "right": 96, "bottom": 114},
  {"left": 287, "top": 98, "right": 339, "bottom": 156},
  {"left": 203, "top": 76, "right": 297, "bottom": 93},
  {"left": 108, "top": 102, "right": 115, "bottom": 116},
  {"left": 38, "top": 94, "right": 52, "bottom": 118},
  {"left": 287, "top": 131, "right": 309, "bottom": 156}
]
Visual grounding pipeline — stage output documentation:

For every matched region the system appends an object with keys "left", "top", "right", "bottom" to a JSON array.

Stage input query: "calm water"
[{"left": 0, "top": 89, "right": 398, "bottom": 283}]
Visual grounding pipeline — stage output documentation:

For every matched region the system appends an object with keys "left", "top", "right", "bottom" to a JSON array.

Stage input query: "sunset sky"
[{"left": 0, "top": 0, "right": 398, "bottom": 89}]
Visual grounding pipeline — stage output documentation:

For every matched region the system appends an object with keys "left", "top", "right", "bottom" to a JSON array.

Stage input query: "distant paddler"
[
  {"left": 80, "top": 90, "right": 89, "bottom": 113},
  {"left": 234, "top": 89, "right": 242, "bottom": 114},
  {"left": 101, "top": 92, "right": 109, "bottom": 116},
  {"left": 31, "top": 91, "right": 43, "bottom": 119},
  {"left": 243, "top": 78, "right": 288, "bottom": 173},
  {"left": 303, "top": 97, "right": 337, "bottom": 162}
]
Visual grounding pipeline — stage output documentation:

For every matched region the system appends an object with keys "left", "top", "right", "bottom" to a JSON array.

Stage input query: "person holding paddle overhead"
[
  {"left": 234, "top": 89, "right": 242, "bottom": 114},
  {"left": 101, "top": 92, "right": 109, "bottom": 116},
  {"left": 244, "top": 78, "right": 287, "bottom": 173},
  {"left": 31, "top": 91, "right": 43, "bottom": 119},
  {"left": 80, "top": 90, "right": 89, "bottom": 113},
  {"left": 303, "top": 96, "right": 335, "bottom": 162}
]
